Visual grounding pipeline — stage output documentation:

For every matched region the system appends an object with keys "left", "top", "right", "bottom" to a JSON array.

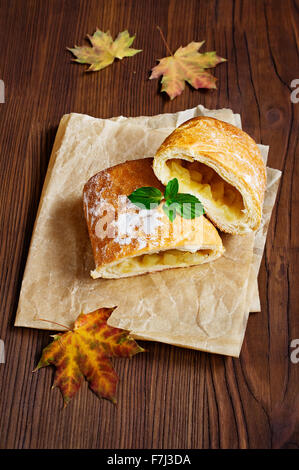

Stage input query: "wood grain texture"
[{"left": 0, "top": 0, "right": 298, "bottom": 449}]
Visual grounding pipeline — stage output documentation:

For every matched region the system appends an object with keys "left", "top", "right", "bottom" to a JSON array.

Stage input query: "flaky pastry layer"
[{"left": 153, "top": 117, "right": 266, "bottom": 234}]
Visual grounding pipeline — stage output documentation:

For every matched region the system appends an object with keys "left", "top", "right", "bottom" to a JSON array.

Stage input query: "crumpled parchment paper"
[{"left": 15, "top": 106, "right": 281, "bottom": 357}]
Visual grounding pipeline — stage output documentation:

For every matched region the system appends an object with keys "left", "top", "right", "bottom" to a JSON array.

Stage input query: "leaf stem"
[
  {"left": 156, "top": 26, "right": 173, "bottom": 56},
  {"left": 36, "top": 318, "right": 71, "bottom": 331}
]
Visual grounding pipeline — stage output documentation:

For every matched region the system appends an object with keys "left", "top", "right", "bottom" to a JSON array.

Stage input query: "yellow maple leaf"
[{"left": 68, "top": 29, "right": 142, "bottom": 72}]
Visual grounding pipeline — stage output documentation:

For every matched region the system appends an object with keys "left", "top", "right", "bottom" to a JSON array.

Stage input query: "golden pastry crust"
[
  {"left": 153, "top": 117, "right": 266, "bottom": 234},
  {"left": 83, "top": 158, "right": 224, "bottom": 278}
]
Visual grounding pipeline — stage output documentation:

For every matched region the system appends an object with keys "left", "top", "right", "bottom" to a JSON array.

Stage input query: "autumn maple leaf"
[
  {"left": 68, "top": 29, "right": 142, "bottom": 72},
  {"left": 150, "top": 27, "right": 226, "bottom": 100},
  {"left": 34, "top": 308, "right": 144, "bottom": 406}
]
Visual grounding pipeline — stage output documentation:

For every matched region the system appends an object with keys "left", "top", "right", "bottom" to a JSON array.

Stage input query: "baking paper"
[{"left": 15, "top": 106, "right": 281, "bottom": 356}]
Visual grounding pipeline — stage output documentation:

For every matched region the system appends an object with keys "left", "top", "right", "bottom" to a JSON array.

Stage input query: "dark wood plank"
[{"left": 0, "top": 0, "right": 298, "bottom": 449}]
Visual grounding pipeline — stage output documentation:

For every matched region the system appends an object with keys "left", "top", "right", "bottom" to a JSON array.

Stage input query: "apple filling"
[
  {"left": 104, "top": 248, "right": 213, "bottom": 275},
  {"left": 166, "top": 159, "right": 245, "bottom": 221}
]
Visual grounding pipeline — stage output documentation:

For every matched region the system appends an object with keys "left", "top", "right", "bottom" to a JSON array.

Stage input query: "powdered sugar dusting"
[
  {"left": 85, "top": 173, "right": 164, "bottom": 252},
  {"left": 113, "top": 197, "right": 163, "bottom": 248},
  {"left": 84, "top": 170, "right": 112, "bottom": 227}
]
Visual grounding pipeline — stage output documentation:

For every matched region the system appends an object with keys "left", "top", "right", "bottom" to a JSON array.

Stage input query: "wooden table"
[{"left": 0, "top": 0, "right": 298, "bottom": 449}]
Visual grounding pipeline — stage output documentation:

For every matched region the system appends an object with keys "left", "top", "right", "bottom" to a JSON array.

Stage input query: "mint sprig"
[{"left": 128, "top": 178, "right": 205, "bottom": 222}]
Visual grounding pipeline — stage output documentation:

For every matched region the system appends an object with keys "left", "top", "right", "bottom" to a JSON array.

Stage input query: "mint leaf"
[
  {"left": 171, "top": 193, "right": 205, "bottom": 219},
  {"left": 127, "top": 181, "right": 205, "bottom": 222},
  {"left": 162, "top": 202, "right": 177, "bottom": 222},
  {"left": 164, "top": 178, "right": 179, "bottom": 201},
  {"left": 128, "top": 186, "right": 163, "bottom": 209}
]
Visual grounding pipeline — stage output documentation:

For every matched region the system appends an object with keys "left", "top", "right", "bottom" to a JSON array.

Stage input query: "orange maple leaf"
[
  {"left": 150, "top": 27, "right": 226, "bottom": 100},
  {"left": 34, "top": 308, "right": 144, "bottom": 406}
]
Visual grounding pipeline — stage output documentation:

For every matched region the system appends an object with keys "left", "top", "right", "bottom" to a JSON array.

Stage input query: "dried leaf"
[
  {"left": 34, "top": 308, "right": 144, "bottom": 406},
  {"left": 150, "top": 39, "right": 226, "bottom": 99},
  {"left": 68, "top": 29, "right": 142, "bottom": 72}
]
